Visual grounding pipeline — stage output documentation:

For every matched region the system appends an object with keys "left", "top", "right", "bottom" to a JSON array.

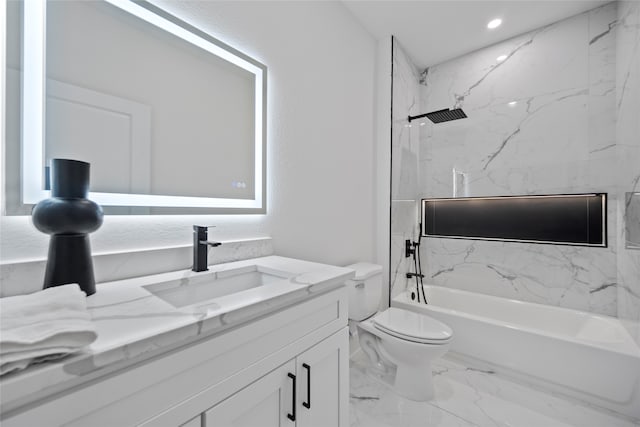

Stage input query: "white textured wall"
[{"left": 1, "top": 2, "right": 377, "bottom": 275}]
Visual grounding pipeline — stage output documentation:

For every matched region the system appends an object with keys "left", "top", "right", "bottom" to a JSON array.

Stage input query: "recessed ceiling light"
[
  {"left": 487, "top": 18, "right": 502, "bottom": 29},
  {"left": 508, "top": 101, "right": 517, "bottom": 106},
  {"left": 496, "top": 54, "right": 508, "bottom": 62}
]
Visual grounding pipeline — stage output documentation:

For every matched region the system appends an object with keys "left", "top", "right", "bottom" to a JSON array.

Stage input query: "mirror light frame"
[{"left": 23, "top": 0, "right": 266, "bottom": 213}]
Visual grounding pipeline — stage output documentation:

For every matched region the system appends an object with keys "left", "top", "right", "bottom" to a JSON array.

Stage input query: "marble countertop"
[{"left": 0, "top": 255, "right": 354, "bottom": 414}]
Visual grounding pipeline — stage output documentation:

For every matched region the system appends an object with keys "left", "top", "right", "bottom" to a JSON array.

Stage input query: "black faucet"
[{"left": 192, "top": 225, "right": 222, "bottom": 272}]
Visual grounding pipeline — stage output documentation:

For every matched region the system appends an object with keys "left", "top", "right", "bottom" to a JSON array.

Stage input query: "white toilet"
[{"left": 346, "top": 262, "right": 453, "bottom": 401}]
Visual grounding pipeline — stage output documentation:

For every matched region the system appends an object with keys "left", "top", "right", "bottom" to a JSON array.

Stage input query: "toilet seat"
[{"left": 373, "top": 308, "right": 452, "bottom": 345}]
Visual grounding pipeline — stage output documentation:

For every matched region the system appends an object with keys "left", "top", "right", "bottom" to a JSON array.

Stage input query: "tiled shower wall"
[
  {"left": 389, "top": 38, "right": 421, "bottom": 301},
  {"left": 616, "top": 1, "right": 640, "bottom": 343},
  {"left": 418, "top": 3, "right": 619, "bottom": 316},
  {"left": 390, "top": 2, "right": 639, "bottom": 330}
]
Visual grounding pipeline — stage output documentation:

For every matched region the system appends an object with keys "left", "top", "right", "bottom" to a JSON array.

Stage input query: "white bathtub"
[{"left": 393, "top": 286, "right": 640, "bottom": 420}]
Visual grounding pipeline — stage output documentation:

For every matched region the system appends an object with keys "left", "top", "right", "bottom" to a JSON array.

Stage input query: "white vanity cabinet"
[
  {"left": 2, "top": 287, "right": 349, "bottom": 427},
  {"left": 203, "top": 328, "right": 347, "bottom": 427}
]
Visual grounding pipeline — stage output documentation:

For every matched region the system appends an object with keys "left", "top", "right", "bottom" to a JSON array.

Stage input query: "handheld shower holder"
[
  {"left": 405, "top": 240, "right": 414, "bottom": 258},
  {"left": 405, "top": 239, "right": 420, "bottom": 258}
]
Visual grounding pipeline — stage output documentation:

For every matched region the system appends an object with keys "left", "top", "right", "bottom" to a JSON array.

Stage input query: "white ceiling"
[{"left": 342, "top": 0, "right": 610, "bottom": 69}]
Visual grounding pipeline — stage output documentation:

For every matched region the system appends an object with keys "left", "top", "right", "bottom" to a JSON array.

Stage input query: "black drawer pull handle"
[
  {"left": 302, "top": 363, "right": 311, "bottom": 409},
  {"left": 287, "top": 372, "right": 296, "bottom": 422}
]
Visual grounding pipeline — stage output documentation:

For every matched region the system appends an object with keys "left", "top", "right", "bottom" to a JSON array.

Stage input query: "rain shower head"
[{"left": 408, "top": 108, "right": 467, "bottom": 124}]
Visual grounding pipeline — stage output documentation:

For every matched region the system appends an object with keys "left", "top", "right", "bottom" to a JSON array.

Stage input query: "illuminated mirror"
[{"left": 8, "top": 0, "right": 266, "bottom": 214}]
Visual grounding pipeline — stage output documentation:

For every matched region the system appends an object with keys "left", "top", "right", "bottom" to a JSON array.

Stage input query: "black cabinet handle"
[
  {"left": 302, "top": 363, "right": 311, "bottom": 409},
  {"left": 287, "top": 373, "right": 296, "bottom": 422}
]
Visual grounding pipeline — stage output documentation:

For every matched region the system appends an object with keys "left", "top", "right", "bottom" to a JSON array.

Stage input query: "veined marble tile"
[
  {"left": 350, "top": 355, "right": 476, "bottom": 427},
  {"left": 616, "top": 0, "right": 640, "bottom": 345},
  {"left": 390, "top": 198, "right": 419, "bottom": 299},
  {"left": 430, "top": 357, "right": 638, "bottom": 427},
  {"left": 391, "top": 200, "right": 420, "bottom": 235},
  {"left": 588, "top": 2, "right": 617, "bottom": 96},
  {"left": 412, "top": 3, "right": 625, "bottom": 318},
  {"left": 421, "top": 89, "right": 590, "bottom": 181},
  {"left": 421, "top": 236, "right": 617, "bottom": 316},
  {"left": 391, "top": 39, "right": 423, "bottom": 300},
  {"left": 392, "top": 146, "right": 420, "bottom": 200},
  {"left": 588, "top": 3, "right": 618, "bottom": 194},
  {"left": 615, "top": 0, "right": 640, "bottom": 189},
  {"left": 390, "top": 234, "right": 415, "bottom": 300},
  {"left": 421, "top": 10, "right": 589, "bottom": 113},
  {"left": 350, "top": 352, "right": 637, "bottom": 427},
  {"left": 397, "top": 2, "right": 636, "bottom": 323},
  {"left": 392, "top": 38, "right": 421, "bottom": 202}
]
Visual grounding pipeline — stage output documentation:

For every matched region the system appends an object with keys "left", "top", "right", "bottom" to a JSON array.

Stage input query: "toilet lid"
[{"left": 373, "top": 308, "right": 452, "bottom": 344}]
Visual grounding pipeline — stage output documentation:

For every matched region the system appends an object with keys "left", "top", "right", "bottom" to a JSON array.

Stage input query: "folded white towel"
[{"left": 0, "top": 284, "right": 98, "bottom": 376}]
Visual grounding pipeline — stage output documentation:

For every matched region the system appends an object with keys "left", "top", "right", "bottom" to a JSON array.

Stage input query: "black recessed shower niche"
[{"left": 421, "top": 194, "right": 607, "bottom": 247}]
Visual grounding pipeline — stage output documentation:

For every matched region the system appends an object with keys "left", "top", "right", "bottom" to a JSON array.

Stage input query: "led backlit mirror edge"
[{"left": 22, "top": 0, "right": 267, "bottom": 214}]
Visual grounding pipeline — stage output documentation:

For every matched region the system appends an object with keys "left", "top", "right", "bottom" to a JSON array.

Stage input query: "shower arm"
[{"left": 407, "top": 112, "right": 431, "bottom": 123}]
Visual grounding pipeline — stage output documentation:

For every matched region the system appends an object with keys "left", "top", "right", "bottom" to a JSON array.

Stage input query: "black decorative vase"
[{"left": 32, "top": 159, "right": 104, "bottom": 296}]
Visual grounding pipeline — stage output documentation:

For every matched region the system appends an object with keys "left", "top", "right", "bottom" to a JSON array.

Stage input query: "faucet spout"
[{"left": 192, "top": 225, "right": 222, "bottom": 272}]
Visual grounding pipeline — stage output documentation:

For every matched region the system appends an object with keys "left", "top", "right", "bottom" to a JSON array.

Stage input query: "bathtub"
[{"left": 392, "top": 286, "right": 640, "bottom": 420}]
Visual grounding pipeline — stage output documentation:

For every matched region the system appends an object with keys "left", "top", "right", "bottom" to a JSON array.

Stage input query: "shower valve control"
[{"left": 405, "top": 239, "right": 414, "bottom": 258}]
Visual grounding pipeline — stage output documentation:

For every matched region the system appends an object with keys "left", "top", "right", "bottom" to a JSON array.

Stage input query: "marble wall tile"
[
  {"left": 420, "top": 89, "right": 592, "bottom": 196},
  {"left": 390, "top": 39, "right": 422, "bottom": 300},
  {"left": 422, "top": 235, "right": 617, "bottom": 315},
  {"left": 588, "top": 3, "right": 619, "bottom": 194},
  {"left": 390, "top": 200, "right": 420, "bottom": 300},
  {"left": 421, "top": 12, "right": 589, "bottom": 113},
  {"left": 410, "top": 4, "right": 622, "bottom": 316},
  {"left": 626, "top": 193, "right": 640, "bottom": 248},
  {"left": 615, "top": 0, "right": 640, "bottom": 343}
]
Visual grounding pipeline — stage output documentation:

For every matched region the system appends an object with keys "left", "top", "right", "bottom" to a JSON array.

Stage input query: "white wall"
[{"left": 1, "top": 1, "right": 377, "bottom": 277}]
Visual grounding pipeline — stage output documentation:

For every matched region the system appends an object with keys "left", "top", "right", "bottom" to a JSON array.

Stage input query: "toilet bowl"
[
  {"left": 357, "top": 307, "right": 451, "bottom": 401},
  {"left": 346, "top": 262, "right": 453, "bottom": 401}
]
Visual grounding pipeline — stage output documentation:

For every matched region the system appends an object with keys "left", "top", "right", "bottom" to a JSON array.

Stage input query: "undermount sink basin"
[{"left": 143, "top": 266, "right": 293, "bottom": 308}]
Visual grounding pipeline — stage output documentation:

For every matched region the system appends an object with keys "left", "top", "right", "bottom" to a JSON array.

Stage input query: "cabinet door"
[
  {"left": 296, "top": 328, "right": 349, "bottom": 427},
  {"left": 203, "top": 360, "right": 296, "bottom": 427}
]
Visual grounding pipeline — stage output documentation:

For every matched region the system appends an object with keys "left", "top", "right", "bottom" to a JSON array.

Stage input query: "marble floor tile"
[{"left": 350, "top": 352, "right": 638, "bottom": 427}]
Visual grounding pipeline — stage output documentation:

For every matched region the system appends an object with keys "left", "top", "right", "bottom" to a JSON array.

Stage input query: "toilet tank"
[{"left": 345, "top": 262, "right": 383, "bottom": 321}]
